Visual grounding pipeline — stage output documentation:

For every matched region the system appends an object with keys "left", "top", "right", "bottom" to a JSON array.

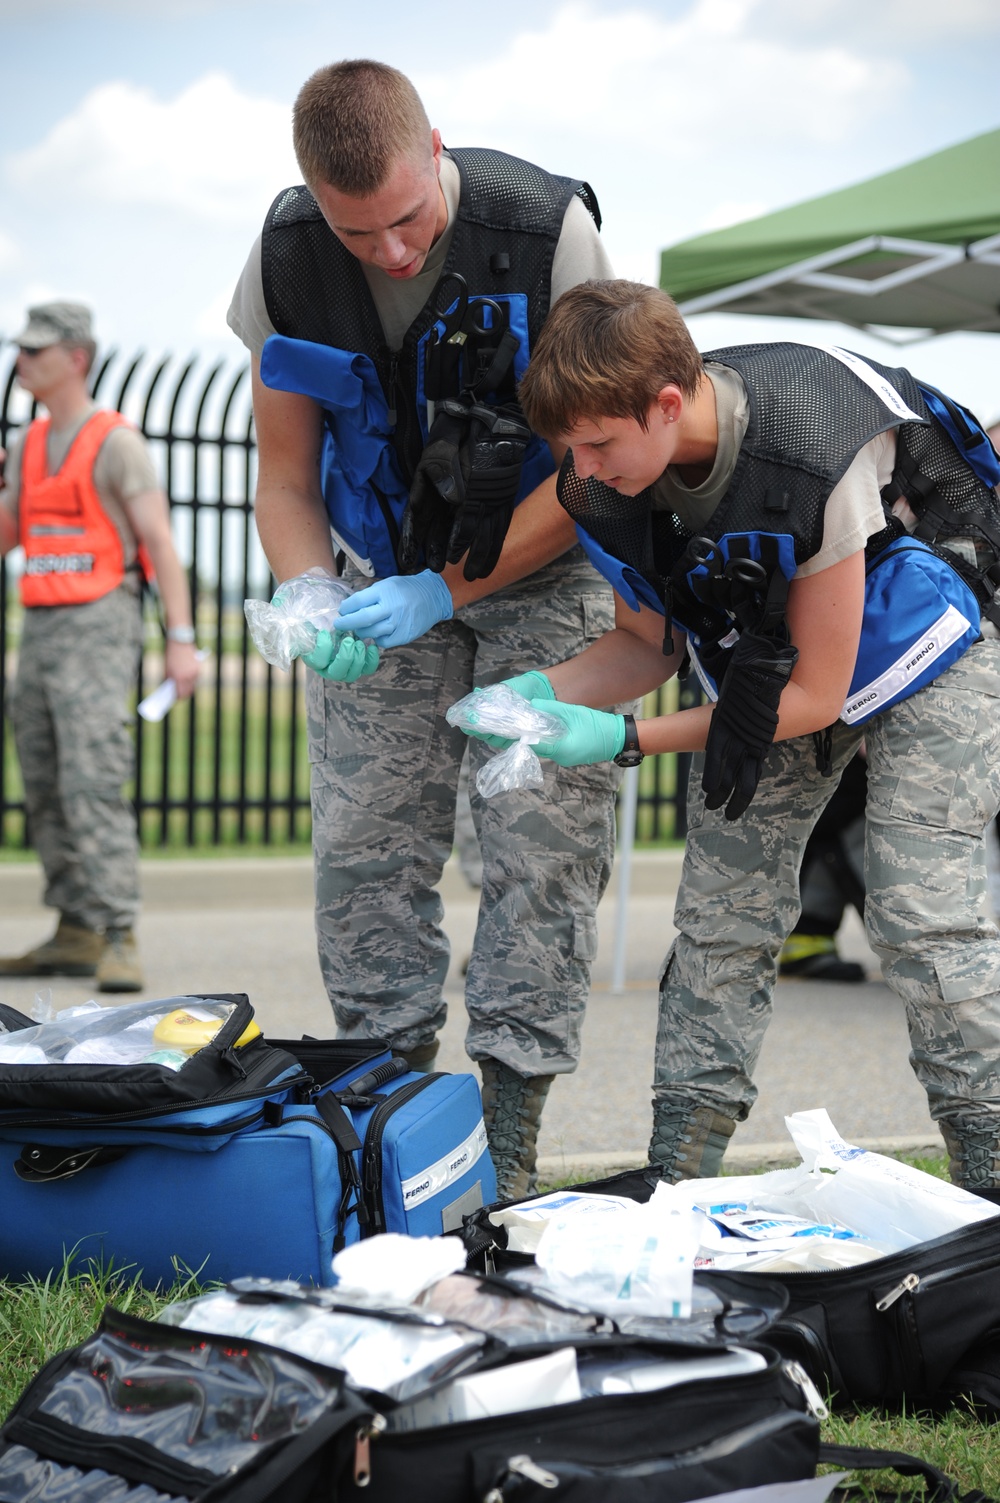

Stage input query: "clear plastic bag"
[
  {"left": 0, "top": 997, "right": 244, "bottom": 1069},
  {"left": 446, "top": 685, "right": 565, "bottom": 798},
  {"left": 244, "top": 567, "right": 352, "bottom": 671}
]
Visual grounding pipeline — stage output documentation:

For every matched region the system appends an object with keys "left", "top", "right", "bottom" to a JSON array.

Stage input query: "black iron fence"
[{"left": 0, "top": 347, "right": 691, "bottom": 850}]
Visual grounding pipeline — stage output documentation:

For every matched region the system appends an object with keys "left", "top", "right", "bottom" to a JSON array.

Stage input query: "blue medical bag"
[{"left": 0, "top": 997, "right": 495, "bottom": 1287}]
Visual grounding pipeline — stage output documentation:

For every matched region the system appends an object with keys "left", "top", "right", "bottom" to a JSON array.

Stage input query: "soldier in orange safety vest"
[{"left": 0, "top": 302, "right": 200, "bottom": 992}]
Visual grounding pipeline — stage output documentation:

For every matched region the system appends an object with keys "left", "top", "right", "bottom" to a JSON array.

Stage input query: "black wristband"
[{"left": 613, "top": 713, "right": 644, "bottom": 768}]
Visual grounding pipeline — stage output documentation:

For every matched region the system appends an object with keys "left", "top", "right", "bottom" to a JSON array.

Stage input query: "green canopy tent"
[{"left": 659, "top": 128, "right": 1000, "bottom": 340}]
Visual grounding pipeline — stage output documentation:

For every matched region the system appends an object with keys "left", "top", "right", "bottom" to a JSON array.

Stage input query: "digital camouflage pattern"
[
  {"left": 653, "top": 639, "right": 1000, "bottom": 1164},
  {"left": 9, "top": 586, "right": 143, "bottom": 931},
  {"left": 308, "top": 548, "right": 623, "bottom": 1077}
]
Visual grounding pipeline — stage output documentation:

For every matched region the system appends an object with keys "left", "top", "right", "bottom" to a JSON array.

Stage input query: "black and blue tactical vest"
[
  {"left": 560, "top": 343, "right": 1000, "bottom": 641},
  {"left": 261, "top": 147, "right": 599, "bottom": 499}
]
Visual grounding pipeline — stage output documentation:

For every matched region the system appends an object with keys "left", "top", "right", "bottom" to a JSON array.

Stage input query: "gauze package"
[
  {"left": 533, "top": 1196, "right": 700, "bottom": 1318},
  {"left": 659, "top": 1108, "right": 999, "bottom": 1264},
  {"left": 331, "top": 1233, "right": 466, "bottom": 1306},
  {"left": 244, "top": 567, "right": 353, "bottom": 671},
  {"left": 384, "top": 1345, "right": 581, "bottom": 1432},
  {"left": 784, "top": 1108, "right": 1000, "bottom": 1248},
  {"left": 489, "top": 1190, "right": 641, "bottom": 1254},
  {"left": 446, "top": 684, "right": 565, "bottom": 797}
]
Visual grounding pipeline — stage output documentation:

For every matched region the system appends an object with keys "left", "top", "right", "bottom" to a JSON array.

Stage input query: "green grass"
[{"left": 0, "top": 1256, "right": 211, "bottom": 1418}]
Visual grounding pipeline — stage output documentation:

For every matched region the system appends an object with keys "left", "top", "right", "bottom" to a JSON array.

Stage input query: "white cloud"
[
  {"left": 699, "top": 200, "right": 769, "bottom": 233},
  {"left": 5, "top": 72, "right": 297, "bottom": 226},
  {"left": 415, "top": 0, "right": 908, "bottom": 156}
]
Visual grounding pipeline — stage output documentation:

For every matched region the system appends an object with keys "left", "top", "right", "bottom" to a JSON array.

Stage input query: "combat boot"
[
  {"left": 939, "top": 1115, "right": 1000, "bottom": 1191},
  {"left": 648, "top": 1095, "right": 737, "bottom": 1182},
  {"left": 479, "top": 1058, "right": 555, "bottom": 1203},
  {"left": 392, "top": 1040, "right": 440, "bottom": 1074},
  {"left": 96, "top": 928, "right": 144, "bottom": 994},
  {"left": 0, "top": 916, "right": 102, "bottom": 977}
]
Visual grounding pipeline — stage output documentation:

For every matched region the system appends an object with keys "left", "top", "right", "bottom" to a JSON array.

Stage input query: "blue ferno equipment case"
[{"left": 0, "top": 994, "right": 495, "bottom": 1287}]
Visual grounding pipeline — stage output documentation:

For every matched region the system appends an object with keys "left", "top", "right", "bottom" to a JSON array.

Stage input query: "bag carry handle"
[
  {"left": 15, "top": 1143, "right": 125, "bottom": 1183},
  {"left": 819, "top": 1443, "right": 997, "bottom": 1503}
]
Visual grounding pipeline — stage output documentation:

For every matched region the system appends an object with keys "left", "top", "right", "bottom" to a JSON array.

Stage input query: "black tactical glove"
[
  {"left": 702, "top": 630, "right": 799, "bottom": 821},
  {"left": 444, "top": 400, "right": 531, "bottom": 581},
  {"left": 398, "top": 404, "right": 471, "bottom": 574}
]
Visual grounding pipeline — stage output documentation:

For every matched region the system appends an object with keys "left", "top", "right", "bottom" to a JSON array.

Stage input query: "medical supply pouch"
[
  {"left": 841, "top": 535, "right": 981, "bottom": 726},
  {"left": 467, "top": 1167, "right": 1000, "bottom": 1417},
  {"left": 156, "top": 1267, "right": 822, "bottom": 1503},
  {"left": 0, "top": 1306, "right": 375, "bottom": 1503}
]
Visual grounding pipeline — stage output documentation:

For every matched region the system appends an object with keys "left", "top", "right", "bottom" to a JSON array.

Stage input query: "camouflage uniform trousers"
[
  {"left": 307, "top": 547, "right": 622, "bottom": 1077},
  {"left": 8, "top": 586, "right": 143, "bottom": 931},
  {"left": 654, "top": 637, "right": 1000, "bottom": 1135}
]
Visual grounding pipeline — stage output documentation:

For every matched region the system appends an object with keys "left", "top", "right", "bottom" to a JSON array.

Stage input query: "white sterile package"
[
  {"left": 446, "top": 685, "right": 565, "bottom": 797},
  {"left": 577, "top": 1344, "right": 766, "bottom": 1399},
  {"left": 244, "top": 567, "right": 353, "bottom": 671},
  {"left": 533, "top": 1196, "right": 701, "bottom": 1318},
  {"left": 785, "top": 1108, "right": 1000, "bottom": 1247},
  {"left": 384, "top": 1345, "right": 581, "bottom": 1433},
  {"left": 658, "top": 1108, "right": 1000, "bottom": 1266},
  {"left": 160, "top": 1288, "right": 485, "bottom": 1402},
  {"left": 489, "top": 1190, "right": 641, "bottom": 1254},
  {"left": 331, "top": 1232, "right": 466, "bottom": 1305}
]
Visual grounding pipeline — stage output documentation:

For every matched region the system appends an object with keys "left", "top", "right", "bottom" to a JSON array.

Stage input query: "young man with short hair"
[
  {"left": 0, "top": 302, "right": 199, "bottom": 992},
  {"left": 229, "top": 60, "right": 624, "bottom": 1197},
  {"left": 459, "top": 278, "right": 1000, "bottom": 1190}
]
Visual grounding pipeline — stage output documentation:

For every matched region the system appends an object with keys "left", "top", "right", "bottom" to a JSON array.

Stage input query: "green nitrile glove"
[
  {"left": 301, "top": 630, "right": 380, "bottom": 683},
  {"left": 529, "top": 699, "right": 626, "bottom": 767},
  {"left": 457, "top": 689, "right": 516, "bottom": 751},
  {"left": 501, "top": 670, "right": 556, "bottom": 702}
]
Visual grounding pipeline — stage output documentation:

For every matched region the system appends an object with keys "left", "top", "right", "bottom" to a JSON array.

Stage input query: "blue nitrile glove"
[
  {"left": 529, "top": 699, "right": 626, "bottom": 767},
  {"left": 334, "top": 570, "right": 454, "bottom": 649},
  {"left": 501, "top": 670, "right": 556, "bottom": 702},
  {"left": 301, "top": 630, "right": 380, "bottom": 682}
]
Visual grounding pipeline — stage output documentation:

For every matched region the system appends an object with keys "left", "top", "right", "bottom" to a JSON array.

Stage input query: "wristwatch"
[
  {"left": 166, "top": 625, "right": 196, "bottom": 644},
  {"left": 613, "top": 713, "right": 644, "bottom": 768}
]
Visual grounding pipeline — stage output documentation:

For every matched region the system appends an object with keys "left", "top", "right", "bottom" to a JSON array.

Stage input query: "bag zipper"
[
  {"left": 361, "top": 1074, "right": 439, "bottom": 1235},
  {"left": 0, "top": 1062, "right": 312, "bottom": 1133}
]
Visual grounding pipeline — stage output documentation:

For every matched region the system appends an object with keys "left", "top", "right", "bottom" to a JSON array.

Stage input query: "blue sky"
[{"left": 2, "top": 0, "right": 999, "bottom": 417}]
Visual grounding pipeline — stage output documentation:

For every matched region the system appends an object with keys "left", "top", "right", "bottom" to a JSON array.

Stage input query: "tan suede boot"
[
  {"left": 480, "top": 1059, "right": 555, "bottom": 1203},
  {"left": 96, "top": 928, "right": 144, "bottom": 993},
  {"left": 0, "top": 917, "right": 102, "bottom": 977},
  {"left": 648, "top": 1096, "right": 738, "bottom": 1182}
]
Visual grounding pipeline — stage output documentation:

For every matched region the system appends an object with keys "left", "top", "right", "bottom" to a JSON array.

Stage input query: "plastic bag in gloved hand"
[
  {"left": 244, "top": 568, "right": 352, "bottom": 671},
  {"left": 444, "top": 401, "right": 531, "bottom": 581},
  {"left": 446, "top": 684, "right": 566, "bottom": 798},
  {"left": 702, "top": 629, "right": 799, "bottom": 820}
]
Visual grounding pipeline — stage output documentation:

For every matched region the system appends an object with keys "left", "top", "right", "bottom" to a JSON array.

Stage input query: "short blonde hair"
[
  {"left": 293, "top": 59, "right": 432, "bottom": 194},
  {"left": 519, "top": 280, "right": 704, "bottom": 438}
]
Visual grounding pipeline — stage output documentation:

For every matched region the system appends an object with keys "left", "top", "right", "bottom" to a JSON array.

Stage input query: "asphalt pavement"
[{"left": 0, "top": 849, "right": 944, "bottom": 1180}]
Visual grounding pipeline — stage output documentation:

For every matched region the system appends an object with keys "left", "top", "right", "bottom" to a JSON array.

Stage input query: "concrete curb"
[{"left": 536, "top": 1133, "right": 946, "bottom": 1183}]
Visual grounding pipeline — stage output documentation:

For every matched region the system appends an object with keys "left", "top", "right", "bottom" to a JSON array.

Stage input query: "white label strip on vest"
[
  {"left": 399, "top": 1119, "right": 490, "bottom": 1210},
  {"left": 824, "top": 347, "right": 924, "bottom": 424},
  {"left": 841, "top": 604, "right": 972, "bottom": 724}
]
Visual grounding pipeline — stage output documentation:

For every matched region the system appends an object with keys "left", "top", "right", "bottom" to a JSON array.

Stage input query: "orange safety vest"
[{"left": 18, "top": 410, "right": 153, "bottom": 607}]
